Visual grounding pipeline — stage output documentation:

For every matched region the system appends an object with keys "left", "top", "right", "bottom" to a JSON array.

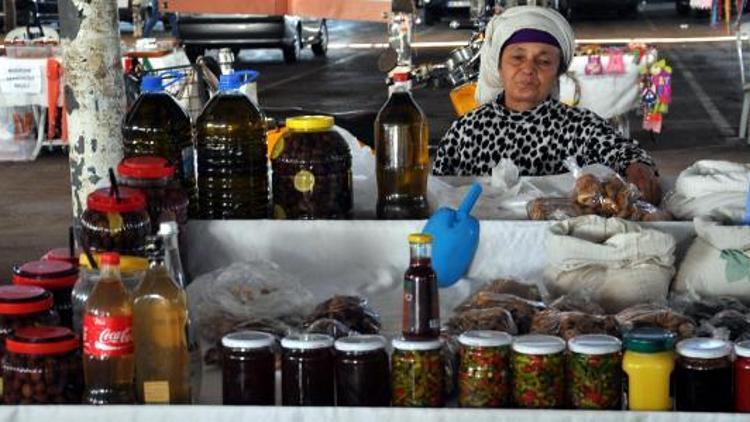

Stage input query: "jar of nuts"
[{"left": 2, "top": 326, "right": 82, "bottom": 404}]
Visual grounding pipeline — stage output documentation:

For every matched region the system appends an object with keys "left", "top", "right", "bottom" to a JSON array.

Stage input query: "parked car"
[{"left": 177, "top": 14, "right": 328, "bottom": 64}]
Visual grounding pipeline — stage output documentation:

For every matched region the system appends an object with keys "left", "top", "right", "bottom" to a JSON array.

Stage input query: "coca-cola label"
[{"left": 83, "top": 314, "right": 134, "bottom": 357}]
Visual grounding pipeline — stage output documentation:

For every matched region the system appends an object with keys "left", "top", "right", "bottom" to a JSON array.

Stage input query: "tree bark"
[{"left": 59, "top": 0, "right": 126, "bottom": 218}]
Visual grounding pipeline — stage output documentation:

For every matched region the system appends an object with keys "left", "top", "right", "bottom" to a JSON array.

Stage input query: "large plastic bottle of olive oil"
[{"left": 195, "top": 71, "right": 269, "bottom": 219}]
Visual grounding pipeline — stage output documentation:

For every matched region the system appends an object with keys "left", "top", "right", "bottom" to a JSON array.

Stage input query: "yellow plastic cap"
[
  {"left": 408, "top": 233, "right": 433, "bottom": 244},
  {"left": 79, "top": 253, "right": 148, "bottom": 273},
  {"left": 286, "top": 115, "right": 334, "bottom": 132}
]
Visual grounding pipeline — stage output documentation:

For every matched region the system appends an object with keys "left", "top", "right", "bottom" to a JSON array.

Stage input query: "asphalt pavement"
[{"left": 2, "top": 2, "right": 750, "bottom": 280}]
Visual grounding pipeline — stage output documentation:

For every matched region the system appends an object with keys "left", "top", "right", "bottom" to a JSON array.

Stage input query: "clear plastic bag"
[
  {"left": 303, "top": 295, "right": 382, "bottom": 338},
  {"left": 454, "top": 292, "right": 544, "bottom": 334},
  {"left": 186, "top": 261, "right": 316, "bottom": 344},
  {"left": 446, "top": 307, "right": 518, "bottom": 335},
  {"left": 615, "top": 303, "right": 696, "bottom": 340},
  {"left": 530, "top": 309, "right": 619, "bottom": 341},
  {"left": 696, "top": 310, "right": 750, "bottom": 342}
]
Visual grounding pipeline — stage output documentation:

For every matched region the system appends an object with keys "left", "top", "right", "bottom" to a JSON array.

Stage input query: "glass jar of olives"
[
  {"left": 222, "top": 330, "right": 276, "bottom": 405},
  {"left": 13, "top": 260, "right": 78, "bottom": 329},
  {"left": 334, "top": 335, "right": 390, "bottom": 406},
  {"left": 80, "top": 187, "right": 151, "bottom": 256}
]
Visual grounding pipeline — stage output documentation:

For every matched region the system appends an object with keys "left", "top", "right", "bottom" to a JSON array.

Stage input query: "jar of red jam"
[
  {"left": 735, "top": 340, "right": 750, "bottom": 412},
  {"left": 13, "top": 260, "right": 78, "bottom": 329},
  {"left": 334, "top": 335, "right": 390, "bottom": 406},
  {"left": 221, "top": 331, "right": 276, "bottom": 405},
  {"left": 676, "top": 338, "right": 733, "bottom": 412},
  {"left": 281, "top": 333, "right": 335, "bottom": 406}
]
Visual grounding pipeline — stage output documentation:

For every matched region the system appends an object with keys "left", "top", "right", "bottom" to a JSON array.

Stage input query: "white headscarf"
[{"left": 475, "top": 6, "right": 576, "bottom": 106}]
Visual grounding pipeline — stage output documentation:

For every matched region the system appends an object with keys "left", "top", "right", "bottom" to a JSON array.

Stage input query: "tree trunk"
[
  {"left": 59, "top": 0, "right": 126, "bottom": 218},
  {"left": 3, "top": 0, "right": 15, "bottom": 33}
]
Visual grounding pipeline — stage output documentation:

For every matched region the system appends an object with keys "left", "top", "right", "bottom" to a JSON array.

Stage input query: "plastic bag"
[
  {"left": 669, "top": 293, "right": 749, "bottom": 323},
  {"left": 527, "top": 197, "right": 583, "bottom": 221},
  {"left": 548, "top": 293, "right": 606, "bottom": 315},
  {"left": 696, "top": 310, "right": 750, "bottom": 342},
  {"left": 446, "top": 307, "right": 518, "bottom": 335},
  {"left": 455, "top": 292, "right": 544, "bottom": 334},
  {"left": 186, "top": 261, "right": 316, "bottom": 344},
  {"left": 615, "top": 303, "right": 696, "bottom": 340},
  {"left": 303, "top": 295, "right": 381, "bottom": 338},
  {"left": 471, "top": 278, "right": 543, "bottom": 302},
  {"left": 530, "top": 309, "right": 619, "bottom": 341}
]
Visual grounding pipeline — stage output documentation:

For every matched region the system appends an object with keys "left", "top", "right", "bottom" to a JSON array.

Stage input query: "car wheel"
[
  {"left": 311, "top": 20, "right": 328, "bottom": 57},
  {"left": 676, "top": 0, "right": 690, "bottom": 15},
  {"left": 283, "top": 27, "right": 302, "bottom": 64}
]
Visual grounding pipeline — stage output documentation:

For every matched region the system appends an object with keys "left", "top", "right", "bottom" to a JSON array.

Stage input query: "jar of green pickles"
[
  {"left": 391, "top": 338, "right": 444, "bottom": 407},
  {"left": 567, "top": 334, "right": 622, "bottom": 410},
  {"left": 511, "top": 334, "right": 566, "bottom": 409},
  {"left": 457, "top": 330, "right": 511, "bottom": 408}
]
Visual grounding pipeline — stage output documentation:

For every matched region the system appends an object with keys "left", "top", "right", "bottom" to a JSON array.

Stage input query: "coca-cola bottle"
[{"left": 83, "top": 252, "right": 136, "bottom": 404}]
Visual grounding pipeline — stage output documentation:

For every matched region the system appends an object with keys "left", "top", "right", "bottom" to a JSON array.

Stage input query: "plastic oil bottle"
[
  {"left": 374, "top": 72, "right": 430, "bottom": 219},
  {"left": 122, "top": 72, "right": 196, "bottom": 215},
  {"left": 195, "top": 70, "right": 269, "bottom": 219}
]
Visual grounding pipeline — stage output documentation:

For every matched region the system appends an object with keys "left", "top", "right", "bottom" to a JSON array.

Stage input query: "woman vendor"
[{"left": 432, "top": 6, "right": 661, "bottom": 204}]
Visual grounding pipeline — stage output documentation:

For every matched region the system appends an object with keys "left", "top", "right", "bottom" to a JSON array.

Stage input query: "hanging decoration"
[{"left": 641, "top": 60, "right": 673, "bottom": 134}]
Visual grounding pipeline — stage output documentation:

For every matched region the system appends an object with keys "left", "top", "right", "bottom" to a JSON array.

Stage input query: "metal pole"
[{"left": 59, "top": 0, "right": 127, "bottom": 218}]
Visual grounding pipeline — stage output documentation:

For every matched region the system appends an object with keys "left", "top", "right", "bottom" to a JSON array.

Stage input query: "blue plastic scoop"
[{"left": 423, "top": 182, "right": 482, "bottom": 287}]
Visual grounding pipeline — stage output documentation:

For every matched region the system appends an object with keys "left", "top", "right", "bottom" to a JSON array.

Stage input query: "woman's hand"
[{"left": 625, "top": 162, "right": 662, "bottom": 205}]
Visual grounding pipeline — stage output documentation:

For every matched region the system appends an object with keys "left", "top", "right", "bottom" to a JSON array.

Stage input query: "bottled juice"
[
  {"left": 402, "top": 233, "right": 440, "bottom": 340},
  {"left": 195, "top": 72, "right": 269, "bottom": 219},
  {"left": 374, "top": 72, "right": 430, "bottom": 220},
  {"left": 133, "top": 236, "right": 191, "bottom": 404},
  {"left": 122, "top": 75, "right": 196, "bottom": 215},
  {"left": 82, "top": 253, "right": 135, "bottom": 404}
]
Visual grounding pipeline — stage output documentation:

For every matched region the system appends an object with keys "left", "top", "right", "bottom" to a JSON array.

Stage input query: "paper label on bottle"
[
  {"left": 83, "top": 314, "right": 134, "bottom": 357},
  {"left": 293, "top": 170, "right": 315, "bottom": 193},
  {"left": 271, "top": 136, "right": 285, "bottom": 160},
  {"left": 0, "top": 377, "right": 4, "bottom": 396},
  {"left": 143, "top": 381, "right": 170, "bottom": 404}
]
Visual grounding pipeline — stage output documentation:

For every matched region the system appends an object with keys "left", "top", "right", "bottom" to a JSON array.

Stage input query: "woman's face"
[{"left": 500, "top": 42, "right": 561, "bottom": 110}]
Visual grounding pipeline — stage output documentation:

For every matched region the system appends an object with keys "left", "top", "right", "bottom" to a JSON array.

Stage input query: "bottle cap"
[
  {"left": 335, "top": 335, "right": 386, "bottom": 353},
  {"left": 623, "top": 327, "right": 676, "bottom": 353},
  {"left": 222, "top": 331, "right": 276, "bottom": 350},
  {"left": 7, "top": 326, "right": 79, "bottom": 355},
  {"left": 219, "top": 73, "right": 242, "bottom": 91},
  {"left": 392, "top": 337, "right": 442, "bottom": 351},
  {"left": 736, "top": 340, "right": 750, "bottom": 358},
  {"left": 458, "top": 330, "right": 512, "bottom": 348},
  {"left": 158, "top": 221, "right": 179, "bottom": 237},
  {"left": 512, "top": 334, "right": 566, "bottom": 355},
  {"left": 117, "top": 156, "right": 175, "bottom": 180},
  {"left": 42, "top": 248, "right": 79, "bottom": 267},
  {"left": 12, "top": 260, "right": 78, "bottom": 289},
  {"left": 568, "top": 334, "right": 622, "bottom": 355},
  {"left": 677, "top": 338, "right": 732, "bottom": 360},
  {"left": 140, "top": 75, "right": 164, "bottom": 93},
  {"left": 286, "top": 115, "right": 335, "bottom": 132},
  {"left": 408, "top": 233, "right": 433, "bottom": 244},
  {"left": 99, "top": 252, "right": 120, "bottom": 266},
  {"left": 0, "top": 285, "right": 53, "bottom": 315},
  {"left": 87, "top": 187, "right": 147, "bottom": 213},
  {"left": 393, "top": 72, "right": 410, "bottom": 82},
  {"left": 281, "top": 333, "right": 334, "bottom": 350}
]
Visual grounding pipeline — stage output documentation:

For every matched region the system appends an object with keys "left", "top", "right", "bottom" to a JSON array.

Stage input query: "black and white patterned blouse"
[{"left": 432, "top": 96, "right": 655, "bottom": 176}]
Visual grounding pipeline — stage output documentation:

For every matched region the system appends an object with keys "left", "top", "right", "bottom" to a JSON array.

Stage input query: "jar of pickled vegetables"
[
  {"left": 391, "top": 338, "right": 444, "bottom": 407},
  {"left": 675, "top": 338, "right": 733, "bottom": 412},
  {"left": 736, "top": 340, "right": 750, "bottom": 412},
  {"left": 221, "top": 331, "right": 276, "bottom": 405},
  {"left": 622, "top": 327, "right": 676, "bottom": 411},
  {"left": 271, "top": 115, "right": 352, "bottom": 220},
  {"left": 281, "top": 333, "right": 335, "bottom": 406},
  {"left": 511, "top": 334, "right": 566, "bottom": 409},
  {"left": 457, "top": 330, "right": 511, "bottom": 408},
  {"left": 567, "top": 334, "right": 622, "bottom": 410},
  {"left": 80, "top": 187, "right": 151, "bottom": 256},
  {"left": 334, "top": 335, "right": 390, "bottom": 406},
  {"left": 13, "top": 260, "right": 78, "bottom": 329}
]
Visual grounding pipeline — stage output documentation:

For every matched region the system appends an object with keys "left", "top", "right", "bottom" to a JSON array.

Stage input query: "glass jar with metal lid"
[
  {"left": 457, "top": 330, "right": 512, "bottom": 408},
  {"left": 271, "top": 115, "right": 352, "bottom": 220},
  {"left": 736, "top": 340, "right": 750, "bottom": 412},
  {"left": 80, "top": 187, "right": 151, "bottom": 256},
  {"left": 511, "top": 334, "right": 566, "bottom": 409},
  {"left": 281, "top": 333, "right": 335, "bottom": 406},
  {"left": 567, "top": 334, "right": 622, "bottom": 410},
  {"left": 622, "top": 327, "right": 676, "bottom": 411},
  {"left": 13, "top": 260, "right": 78, "bottom": 329},
  {"left": 221, "top": 330, "right": 276, "bottom": 405},
  {"left": 2, "top": 326, "right": 82, "bottom": 404},
  {"left": 391, "top": 337, "right": 444, "bottom": 407},
  {"left": 117, "top": 156, "right": 189, "bottom": 232},
  {"left": 675, "top": 338, "right": 733, "bottom": 412},
  {"left": 334, "top": 335, "right": 390, "bottom": 406}
]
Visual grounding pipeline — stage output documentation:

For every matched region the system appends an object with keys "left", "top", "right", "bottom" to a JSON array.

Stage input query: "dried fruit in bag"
[
  {"left": 304, "top": 295, "right": 381, "bottom": 336},
  {"left": 530, "top": 309, "right": 618, "bottom": 341},
  {"left": 466, "top": 279, "right": 542, "bottom": 301},
  {"left": 615, "top": 303, "right": 696, "bottom": 340},
  {"left": 455, "top": 293, "right": 544, "bottom": 334},
  {"left": 548, "top": 294, "right": 606, "bottom": 315},
  {"left": 447, "top": 307, "right": 518, "bottom": 335},
  {"left": 527, "top": 198, "right": 583, "bottom": 221},
  {"left": 575, "top": 174, "right": 604, "bottom": 210}
]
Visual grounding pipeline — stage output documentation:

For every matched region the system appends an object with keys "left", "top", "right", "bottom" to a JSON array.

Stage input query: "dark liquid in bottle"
[
  {"left": 222, "top": 347, "right": 275, "bottom": 405},
  {"left": 281, "top": 347, "right": 334, "bottom": 406},
  {"left": 375, "top": 92, "right": 430, "bottom": 220},
  {"left": 675, "top": 361, "right": 732, "bottom": 412},
  {"left": 195, "top": 92, "right": 269, "bottom": 219},
  {"left": 335, "top": 349, "right": 390, "bottom": 406},
  {"left": 402, "top": 258, "right": 440, "bottom": 340}
]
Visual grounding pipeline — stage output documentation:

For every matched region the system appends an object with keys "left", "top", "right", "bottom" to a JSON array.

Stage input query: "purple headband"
[{"left": 502, "top": 29, "right": 561, "bottom": 51}]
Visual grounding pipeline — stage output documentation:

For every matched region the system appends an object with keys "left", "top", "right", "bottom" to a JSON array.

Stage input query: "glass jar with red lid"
[
  {"left": 13, "top": 260, "right": 78, "bottom": 329},
  {"left": 2, "top": 326, "right": 82, "bottom": 404},
  {"left": 80, "top": 186, "right": 151, "bottom": 256},
  {"left": 0, "top": 285, "right": 59, "bottom": 353},
  {"left": 736, "top": 340, "right": 750, "bottom": 412},
  {"left": 41, "top": 248, "right": 79, "bottom": 267},
  {"left": 117, "top": 156, "right": 189, "bottom": 232}
]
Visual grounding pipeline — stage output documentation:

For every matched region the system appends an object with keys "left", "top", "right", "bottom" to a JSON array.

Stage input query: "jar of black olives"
[
  {"left": 0, "top": 285, "right": 59, "bottom": 356},
  {"left": 117, "top": 156, "right": 189, "bottom": 232},
  {"left": 222, "top": 330, "right": 276, "bottom": 405},
  {"left": 2, "top": 326, "right": 82, "bottom": 404},
  {"left": 80, "top": 187, "right": 151, "bottom": 256},
  {"left": 271, "top": 115, "right": 352, "bottom": 220},
  {"left": 281, "top": 333, "right": 335, "bottom": 406},
  {"left": 13, "top": 260, "right": 78, "bottom": 329}
]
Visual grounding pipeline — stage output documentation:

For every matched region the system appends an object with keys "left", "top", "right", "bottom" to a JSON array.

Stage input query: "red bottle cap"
[
  {"left": 0, "top": 285, "right": 54, "bottom": 315},
  {"left": 86, "top": 187, "right": 147, "bottom": 213},
  {"left": 13, "top": 260, "right": 79, "bottom": 289},
  {"left": 6, "top": 326, "right": 79, "bottom": 355},
  {"left": 392, "top": 72, "right": 410, "bottom": 82},
  {"left": 99, "top": 252, "right": 121, "bottom": 266},
  {"left": 117, "top": 156, "right": 176, "bottom": 180}
]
